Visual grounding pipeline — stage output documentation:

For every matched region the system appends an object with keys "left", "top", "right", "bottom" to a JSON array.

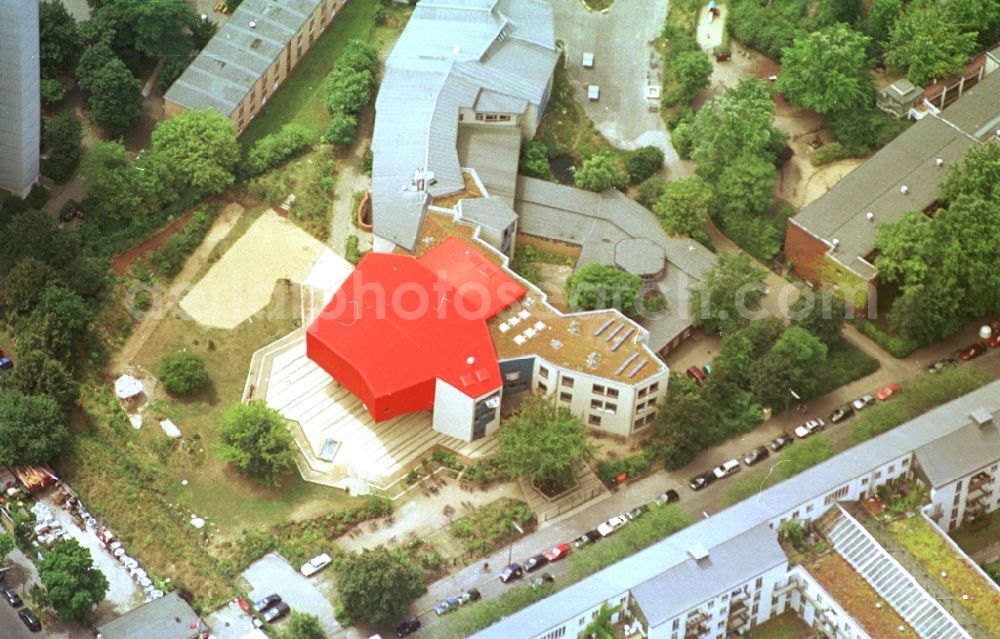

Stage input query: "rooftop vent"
[
  {"left": 866, "top": 211, "right": 875, "bottom": 221},
  {"left": 249, "top": 20, "right": 257, "bottom": 28},
  {"left": 550, "top": 339, "right": 563, "bottom": 350},
  {"left": 935, "top": 158, "right": 944, "bottom": 167},
  {"left": 452, "top": 44, "right": 462, "bottom": 56},
  {"left": 900, "top": 185, "right": 910, "bottom": 194},
  {"left": 687, "top": 544, "right": 709, "bottom": 561},
  {"left": 466, "top": 356, "right": 475, "bottom": 366},
  {"left": 831, "top": 239, "right": 840, "bottom": 250},
  {"left": 970, "top": 407, "right": 993, "bottom": 427},
  {"left": 586, "top": 352, "right": 600, "bottom": 369},
  {"left": 569, "top": 320, "right": 580, "bottom": 335}
]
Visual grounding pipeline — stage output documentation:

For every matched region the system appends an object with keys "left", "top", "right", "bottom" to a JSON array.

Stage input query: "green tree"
[
  {"left": 79, "top": 140, "right": 144, "bottom": 223},
  {"left": 323, "top": 69, "right": 375, "bottom": 115},
  {"left": 863, "top": 0, "right": 903, "bottom": 49},
  {"left": 335, "top": 546, "right": 425, "bottom": 625},
  {"left": 566, "top": 263, "right": 649, "bottom": 320},
  {"left": 158, "top": 351, "right": 209, "bottom": 396},
  {"left": 0, "top": 533, "right": 14, "bottom": 561},
  {"left": 653, "top": 375, "right": 719, "bottom": 469},
  {"left": 39, "top": 0, "right": 80, "bottom": 78},
  {"left": 499, "top": 396, "right": 594, "bottom": 492},
  {"left": 690, "top": 252, "right": 767, "bottom": 335},
  {"left": 42, "top": 111, "right": 83, "bottom": 183},
  {"left": 0, "top": 211, "right": 80, "bottom": 272},
  {"left": 216, "top": 401, "right": 295, "bottom": 483},
  {"left": 323, "top": 113, "right": 359, "bottom": 148},
  {"left": 150, "top": 109, "right": 239, "bottom": 197},
  {"left": 652, "top": 176, "right": 711, "bottom": 244},
  {"left": 86, "top": 58, "right": 143, "bottom": 136},
  {"left": 95, "top": 0, "right": 197, "bottom": 60},
  {"left": 17, "top": 285, "right": 93, "bottom": 364},
  {"left": 885, "top": 2, "right": 977, "bottom": 86},
  {"left": 750, "top": 326, "right": 828, "bottom": 408},
  {"left": 690, "top": 78, "right": 780, "bottom": 179},
  {"left": 519, "top": 140, "right": 551, "bottom": 180},
  {"left": 246, "top": 124, "right": 312, "bottom": 176},
  {"left": 0, "top": 389, "right": 70, "bottom": 467},
  {"left": 779, "top": 434, "right": 835, "bottom": 478},
  {"left": 940, "top": 142, "right": 1000, "bottom": 205},
  {"left": 776, "top": 24, "right": 873, "bottom": 114},
  {"left": 668, "top": 50, "right": 713, "bottom": 106},
  {"left": 157, "top": 57, "right": 191, "bottom": 94},
  {"left": 791, "top": 291, "right": 846, "bottom": 345},
  {"left": 35, "top": 538, "right": 109, "bottom": 623},
  {"left": 75, "top": 42, "right": 117, "bottom": 91},
  {"left": 40, "top": 79, "right": 66, "bottom": 107},
  {"left": 0, "top": 258, "right": 56, "bottom": 325},
  {"left": 280, "top": 612, "right": 326, "bottom": 639},
  {"left": 190, "top": 17, "right": 218, "bottom": 50},
  {"left": 8, "top": 350, "right": 79, "bottom": 415},
  {"left": 624, "top": 146, "right": 664, "bottom": 185},
  {"left": 714, "top": 154, "right": 777, "bottom": 219},
  {"left": 573, "top": 154, "right": 625, "bottom": 192},
  {"left": 873, "top": 211, "right": 933, "bottom": 286},
  {"left": 634, "top": 175, "right": 666, "bottom": 209}
]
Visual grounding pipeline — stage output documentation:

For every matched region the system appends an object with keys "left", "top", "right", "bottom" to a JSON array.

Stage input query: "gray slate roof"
[
  {"left": 164, "top": 0, "right": 320, "bottom": 116},
  {"left": 372, "top": 0, "right": 558, "bottom": 251},
  {"left": 96, "top": 592, "right": 201, "bottom": 639},
  {"left": 914, "top": 414, "right": 1000, "bottom": 487},
  {"left": 458, "top": 196, "right": 518, "bottom": 230},
  {"left": 457, "top": 124, "right": 522, "bottom": 205},
  {"left": 471, "top": 380, "right": 1000, "bottom": 639},
  {"left": 515, "top": 176, "right": 716, "bottom": 350},
  {"left": 791, "top": 68, "right": 1000, "bottom": 280}
]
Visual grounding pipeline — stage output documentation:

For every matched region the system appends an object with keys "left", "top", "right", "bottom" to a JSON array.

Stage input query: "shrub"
[
  {"left": 811, "top": 142, "right": 869, "bottom": 166},
  {"left": 150, "top": 209, "right": 215, "bottom": 276},
  {"left": 624, "top": 146, "right": 664, "bottom": 184},
  {"left": 634, "top": 175, "right": 667, "bottom": 209},
  {"left": 40, "top": 79, "right": 65, "bottom": 107},
  {"left": 853, "top": 319, "right": 920, "bottom": 358},
  {"left": 671, "top": 122, "right": 694, "bottom": 159},
  {"left": 519, "top": 140, "right": 551, "bottom": 180},
  {"left": 41, "top": 112, "right": 83, "bottom": 184},
  {"left": 346, "top": 235, "right": 366, "bottom": 265},
  {"left": 246, "top": 124, "right": 312, "bottom": 176},
  {"left": 596, "top": 450, "right": 655, "bottom": 487},
  {"left": 158, "top": 351, "right": 209, "bottom": 396},
  {"left": 573, "top": 154, "right": 625, "bottom": 192},
  {"left": 25, "top": 184, "right": 51, "bottom": 211},
  {"left": 323, "top": 113, "right": 359, "bottom": 148}
]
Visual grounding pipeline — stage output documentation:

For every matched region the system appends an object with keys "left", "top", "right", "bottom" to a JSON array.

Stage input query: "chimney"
[{"left": 970, "top": 407, "right": 993, "bottom": 428}]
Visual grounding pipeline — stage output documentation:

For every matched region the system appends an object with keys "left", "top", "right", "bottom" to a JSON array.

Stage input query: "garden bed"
[{"left": 448, "top": 498, "right": 535, "bottom": 558}]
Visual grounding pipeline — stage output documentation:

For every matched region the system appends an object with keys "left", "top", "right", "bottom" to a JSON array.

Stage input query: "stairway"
[{"left": 815, "top": 505, "right": 970, "bottom": 639}]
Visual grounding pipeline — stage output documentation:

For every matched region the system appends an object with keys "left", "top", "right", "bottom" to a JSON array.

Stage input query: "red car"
[
  {"left": 986, "top": 321, "right": 1000, "bottom": 348},
  {"left": 685, "top": 366, "right": 707, "bottom": 387},
  {"left": 544, "top": 544, "right": 570, "bottom": 562},
  {"left": 959, "top": 342, "right": 988, "bottom": 361},
  {"left": 876, "top": 383, "right": 902, "bottom": 401}
]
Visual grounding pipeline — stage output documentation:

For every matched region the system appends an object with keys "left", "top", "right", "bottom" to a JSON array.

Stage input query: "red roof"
[{"left": 306, "top": 239, "right": 525, "bottom": 422}]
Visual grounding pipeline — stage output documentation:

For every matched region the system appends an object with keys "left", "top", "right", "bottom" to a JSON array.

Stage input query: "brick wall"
[{"left": 784, "top": 218, "right": 829, "bottom": 287}]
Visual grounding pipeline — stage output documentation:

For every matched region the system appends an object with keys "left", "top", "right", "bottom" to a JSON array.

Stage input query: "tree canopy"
[
  {"left": 791, "top": 292, "right": 846, "bottom": 345},
  {"left": 653, "top": 375, "right": 719, "bottom": 469},
  {"left": 0, "top": 389, "right": 70, "bottom": 467},
  {"left": 280, "top": 612, "right": 326, "bottom": 639},
  {"left": 158, "top": 351, "right": 209, "bottom": 396},
  {"left": 86, "top": 57, "right": 143, "bottom": 137},
  {"left": 8, "top": 350, "right": 80, "bottom": 415},
  {"left": 216, "top": 401, "right": 295, "bottom": 483},
  {"left": 35, "top": 538, "right": 109, "bottom": 623},
  {"left": 519, "top": 140, "right": 551, "bottom": 180},
  {"left": 334, "top": 546, "right": 425, "bottom": 625},
  {"left": 714, "top": 153, "right": 778, "bottom": 220},
  {"left": 652, "top": 176, "right": 711, "bottom": 245},
  {"left": 689, "top": 252, "right": 767, "bottom": 335},
  {"left": 624, "top": 146, "right": 665, "bottom": 185},
  {"left": 776, "top": 24, "right": 873, "bottom": 114},
  {"left": 17, "top": 285, "right": 93, "bottom": 365},
  {"left": 749, "top": 326, "right": 828, "bottom": 408},
  {"left": 667, "top": 50, "right": 713, "bottom": 106},
  {"left": 885, "top": 1, "right": 977, "bottom": 86},
  {"left": 566, "top": 264, "right": 651, "bottom": 320},
  {"left": 573, "top": 154, "right": 625, "bottom": 192},
  {"left": 150, "top": 109, "right": 240, "bottom": 198},
  {"left": 0, "top": 211, "right": 80, "bottom": 273},
  {"left": 499, "top": 395, "right": 593, "bottom": 492},
  {"left": 94, "top": 0, "right": 197, "bottom": 62},
  {"left": 39, "top": 0, "right": 80, "bottom": 78},
  {"left": 42, "top": 111, "right": 83, "bottom": 184}
]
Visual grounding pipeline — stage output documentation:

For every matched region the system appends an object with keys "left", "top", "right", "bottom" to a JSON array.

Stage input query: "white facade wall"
[
  {"left": 530, "top": 590, "right": 631, "bottom": 639},
  {"left": 0, "top": 0, "right": 40, "bottom": 197},
  {"left": 926, "top": 460, "right": 1000, "bottom": 532},
  {"left": 787, "top": 567, "right": 872, "bottom": 639},
  {"left": 432, "top": 378, "right": 477, "bottom": 440},
  {"left": 532, "top": 357, "right": 667, "bottom": 438}
]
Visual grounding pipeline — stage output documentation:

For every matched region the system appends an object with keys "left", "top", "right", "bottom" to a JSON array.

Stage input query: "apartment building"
[
  {"left": 0, "top": 0, "right": 40, "bottom": 198},
  {"left": 163, "top": 0, "right": 345, "bottom": 135},
  {"left": 472, "top": 380, "right": 1000, "bottom": 639}
]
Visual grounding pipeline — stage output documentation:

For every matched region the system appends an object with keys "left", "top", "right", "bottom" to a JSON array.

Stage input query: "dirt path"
[
  {"left": 107, "top": 202, "right": 245, "bottom": 376},
  {"left": 329, "top": 108, "right": 374, "bottom": 256},
  {"left": 111, "top": 210, "right": 196, "bottom": 275}
]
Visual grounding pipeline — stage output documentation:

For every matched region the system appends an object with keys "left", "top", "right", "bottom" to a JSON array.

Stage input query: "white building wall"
[
  {"left": 528, "top": 590, "right": 631, "bottom": 639},
  {"left": 927, "top": 460, "right": 1000, "bottom": 532},
  {"left": 788, "top": 567, "right": 872, "bottom": 639},
  {"left": 0, "top": 0, "right": 40, "bottom": 198},
  {"left": 432, "top": 378, "right": 477, "bottom": 441}
]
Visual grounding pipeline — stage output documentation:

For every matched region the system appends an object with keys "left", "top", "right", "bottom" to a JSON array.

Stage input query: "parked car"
[
  {"left": 434, "top": 597, "right": 461, "bottom": 616},
  {"left": 851, "top": 395, "right": 876, "bottom": 411},
  {"left": 300, "top": 552, "right": 332, "bottom": 577},
  {"left": 742, "top": 446, "right": 769, "bottom": 466},
  {"left": 876, "top": 383, "right": 902, "bottom": 400},
  {"left": 655, "top": 489, "right": 680, "bottom": 505},
  {"left": 253, "top": 594, "right": 282, "bottom": 614},
  {"left": 688, "top": 471, "right": 716, "bottom": 491},
  {"left": 712, "top": 458, "right": 741, "bottom": 479},
  {"left": 960, "top": 342, "right": 988, "bottom": 360},
  {"left": 626, "top": 504, "right": 649, "bottom": 520},
  {"left": 927, "top": 358, "right": 957, "bottom": 374},
  {"left": 530, "top": 572, "right": 555, "bottom": 590},
  {"left": 572, "top": 530, "right": 601, "bottom": 548},
  {"left": 395, "top": 618, "right": 421, "bottom": 637},
  {"left": 456, "top": 588, "right": 481, "bottom": 606},
  {"left": 830, "top": 404, "right": 854, "bottom": 423},
  {"left": 686, "top": 365, "right": 707, "bottom": 387},
  {"left": 19, "top": 608, "right": 41, "bottom": 632},
  {"left": 702, "top": 363, "right": 714, "bottom": 376},
  {"left": 2, "top": 587, "right": 22, "bottom": 608},
  {"left": 769, "top": 433, "right": 794, "bottom": 452},
  {"left": 0, "top": 356, "right": 12, "bottom": 371},
  {"left": 500, "top": 563, "right": 523, "bottom": 582},
  {"left": 597, "top": 515, "right": 628, "bottom": 537},
  {"left": 794, "top": 418, "right": 825, "bottom": 439},
  {"left": 263, "top": 602, "right": 290, "bottom": 623},
  {"left": 986, "top": 321, "right": 1000, "bottom": 347},
  {"left": 544, "top": 544, "right": 570, "bottom": 562},
  {"left": 523, "top": 554, "right": 549, "bottom": 572}
]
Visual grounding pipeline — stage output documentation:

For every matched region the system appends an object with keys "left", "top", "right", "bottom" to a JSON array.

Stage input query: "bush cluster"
[
  {"left": 150, "top": 209, "right": 215, "bottom": 276},
  {"left": 245, "top": 124, "right": 312, "bottom": 177},
  {"left": 853, "top": 319, "right": 920, "bottom": 358},
  {"left": 322, "top": 41, "right": 377, "bottom": 148},
  {"left": 157, "top": 351, "right": 209, "bottom": 396}
]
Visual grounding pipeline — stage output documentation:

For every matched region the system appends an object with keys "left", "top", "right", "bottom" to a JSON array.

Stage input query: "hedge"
[{"left": 854, "top": 319, "right": 920, "bottom": 358}]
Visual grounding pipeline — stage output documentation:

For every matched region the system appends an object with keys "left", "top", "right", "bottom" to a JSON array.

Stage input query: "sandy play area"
[{"left": 180, "top": 209, "right": 334, "bottom": 329}]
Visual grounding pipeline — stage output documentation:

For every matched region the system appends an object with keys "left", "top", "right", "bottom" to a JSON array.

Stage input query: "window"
[
  {"left": 806, "top": 504, "right": 813, "bottom": 513},
  {"left": 542, "top": 628, "right": 566, "bottom": 639},
  {"left": 903, "top": 458, "right": 910, "bottom": 467},
  {"left": 952, "top": 507, "right": 959, "bottom": 519},
  {"left": 755, "top": 577, "right": 763, "bottom": 589},
  {"left": 538, "top": 381, "right": 547, "bottom": 392},
  {"left": 607, "top": 387, "right": 619, "bottom": 398},
  {"left": 539, "top": 365, "right": 549, "bottom": 378},
  {"left": 875, "top": 471, "right": 882, "bottom": 480},
  {"left": 560, "top": 391, "right": 572, "bottom": 403},
  {"left": 954, "top": 493, "right": 961, "bottom": 506},
  {"left": 504, "top": 371, "right": 521, "bottom": 382},
  {"left": 605, "top": 403, "right": 617, "bottom": 414},
  {"left": 708, "top": 600, "right": 714, "bottom": 609},
  {"left": 861, "top": 477, "right": 868, "bottom": 485},
  {"left": 649, "top": 382, "right": 660, "bottom": 394},
  {"left": 673, "top": 619, "right": 680, "bottom": 631},
  {"left": 592, "top": 384, "right": 605, "bottom": 395},
  {"left": 562, "top": 377, "right": 574, "bottom": 388},
  {"left": 634, "top": 418, "right": 643, "bottom": 429},
  {"left": 889, "top": 464, "right": 895, "bottom": 474},
  {"left": 823, "top": 485, "right": 850, "bottom": 505},
  {"left": 718, "top": 621, "right": 725, "bottom": 629},
  {"left": 793, "top": 510, "right": 800, "bottom": 518},
  {"left": 589, "top": 414, "right": 602, "bottom": 426}
]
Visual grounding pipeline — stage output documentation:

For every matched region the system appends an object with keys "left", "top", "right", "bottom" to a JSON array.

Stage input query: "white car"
[
  {"left": 794, "top": 418, "right": 825, "bottom": 439},
  {"left": 596, "top": 515, "right": 628, "bottom": 537},
  {"left": 852, "top": 395, "right": 876, "bottom": 411},
  {"left": 712, "top": 459, "right": 741, "bottom": 479},
  {"left": 300, "top": 552, "right": 332, "bottom": 577}
]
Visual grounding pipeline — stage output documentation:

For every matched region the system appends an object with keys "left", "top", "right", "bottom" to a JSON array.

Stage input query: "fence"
[{"left": 543, "top": 487, "right": 606, "bottom": 522}]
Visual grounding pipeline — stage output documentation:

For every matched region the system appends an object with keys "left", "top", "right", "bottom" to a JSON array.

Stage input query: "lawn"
[
  {"left": 951, "top": 510, "right": 1000, "bottom": 556},
  {"left": 239, "top": 0, "right": 381, "bottom": 151},
  {"left": 746, "top": 611, "right": 820, "bottom": 638},
  {"left": 805, "top": 553, "right": 919, "bottom": 638},
  {"left": 809, "top": 337, "right": 879, "bottom": 398},
  {"left": 888, "top": 515, "right": 1000, "bottom": 638}
]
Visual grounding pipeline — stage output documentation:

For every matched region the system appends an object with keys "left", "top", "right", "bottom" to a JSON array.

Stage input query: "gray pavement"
[
  {"left": 243, "top": 552, "right": 340, "bottom": 637},
  {"left": 0, "top": 549, "right": 91, "bottom": 639}
]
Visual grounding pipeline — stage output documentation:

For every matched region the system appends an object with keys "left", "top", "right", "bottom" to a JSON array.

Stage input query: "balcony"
[
  {"left": 969, "top": 471, "right": 992, "bottom": 491},
  {"left": 772, "top": 577, "right": 799, "bottom": 598},
  {"left": 684, "top": 623, "right": 708, "bottom": 639},
  {"left": 686, "top": 610, "right": 708, "bottom": 626},
  {"left": 730, "top": 589, "right": 749, "bottom": 603}
]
